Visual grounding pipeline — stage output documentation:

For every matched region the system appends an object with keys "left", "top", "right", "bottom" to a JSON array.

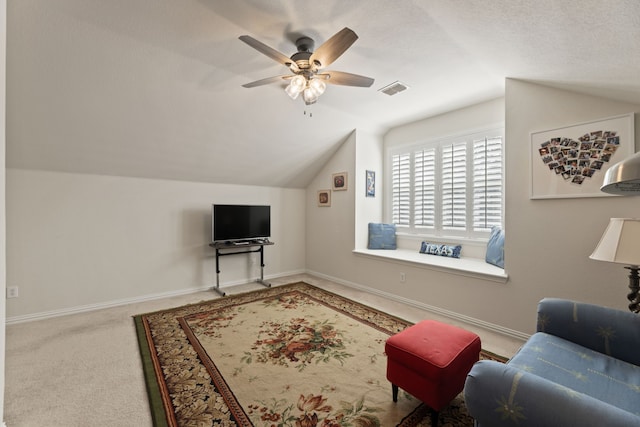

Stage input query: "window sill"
[{"left": 352, "top": 248, "right": 508, "bottom": 283}]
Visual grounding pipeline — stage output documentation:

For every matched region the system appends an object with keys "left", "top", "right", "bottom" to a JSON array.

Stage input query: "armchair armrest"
[
  {"left": 464, "top": 361, "right": 640, "bottom": 427},
  {"left": 537, "top": 298, "right": 640, "bottom": 365}
]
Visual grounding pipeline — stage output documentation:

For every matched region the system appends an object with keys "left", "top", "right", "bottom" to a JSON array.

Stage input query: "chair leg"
[
  {"left": 430, "top": 408, "right": 439, "bottom": 426},
  {"left": 392, "top": 384, "right": 398, "bottom": 402}
]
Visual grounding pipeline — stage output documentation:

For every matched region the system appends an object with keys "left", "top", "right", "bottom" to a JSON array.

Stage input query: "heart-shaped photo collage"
[{"left": 537, "top": 130, "right": 619, "bottom": 185}]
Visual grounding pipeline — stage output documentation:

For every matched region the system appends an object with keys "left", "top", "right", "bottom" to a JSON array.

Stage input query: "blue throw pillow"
[
  {"left": 485, "top": 225, "right": 505, "bottom": 268},
  {"left": 367, "top": 223, "right": 397, "bottom": 250},
  {"left": 419, "top": 242, "right": 462, "bottom": 258}
]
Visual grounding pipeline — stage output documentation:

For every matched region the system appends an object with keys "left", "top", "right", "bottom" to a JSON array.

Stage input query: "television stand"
[{"left": 209, "top": 240, "right": 275, "bottom": 296}]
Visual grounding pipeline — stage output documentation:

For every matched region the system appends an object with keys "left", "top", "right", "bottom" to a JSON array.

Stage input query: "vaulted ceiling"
[{"left": 7, "top": 0, "right": 640, "bottom": 188}]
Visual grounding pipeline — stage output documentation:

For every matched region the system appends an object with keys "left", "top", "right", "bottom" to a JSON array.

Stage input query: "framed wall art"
[
  {"left": 332, "top": 172, "right": 348, "bottom": 191},
  {"left": 530, "top": 113, "right": 635, "bottom": 199},
  {"left": 317, "top": 189, "right": 331, "bottom": 207},
  {"left": 366, "top": 170, "right": 375, "bottom": 197}
]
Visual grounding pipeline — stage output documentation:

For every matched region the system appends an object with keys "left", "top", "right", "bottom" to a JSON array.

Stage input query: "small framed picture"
[
  {"left": 332, "top": 172, "right": 348, "bottom": 191},
  {"left": 317, "top": 189, "right": 331, "bottom": 207},
  {"left": 366, "top": 170, "right": 375, "bottom": 197}
]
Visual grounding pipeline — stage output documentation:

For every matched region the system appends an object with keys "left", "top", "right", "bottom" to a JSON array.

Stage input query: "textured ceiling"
[{"left": 7, "top": 0, "right": 640, "bottom": 188}]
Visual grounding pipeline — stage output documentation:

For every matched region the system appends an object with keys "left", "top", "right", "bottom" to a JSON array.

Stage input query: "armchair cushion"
[
  {"left": 464, "top": 298, "right": 640, "bottom": 427},
  {"left": 508, "top": 332, "right": 640, "bottom": 416},
  {"left": 537, "top": 298, "right": 640, "bottom": 365},
  {"left": 465, "top": 361, "right": 640, "bottom": 427}
]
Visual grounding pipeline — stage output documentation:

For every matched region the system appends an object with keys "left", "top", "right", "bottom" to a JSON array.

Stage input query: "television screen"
[{"left": 212, "top": 204, "right": 270, "bottom": 242}]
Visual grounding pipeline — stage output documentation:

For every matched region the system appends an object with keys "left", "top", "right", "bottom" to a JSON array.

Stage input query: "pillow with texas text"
[{"left": 419, "top": 242, "right": 462, "bottom": 258}]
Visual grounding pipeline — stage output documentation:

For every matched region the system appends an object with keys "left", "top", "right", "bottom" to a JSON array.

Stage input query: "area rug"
[{"left": 134, "top": 282, "right": 506, "bottom": 427}]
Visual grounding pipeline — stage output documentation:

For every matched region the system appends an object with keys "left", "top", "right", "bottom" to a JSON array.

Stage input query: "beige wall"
[
  {"left": 6, "top": 170, "right": 306, "bottom": 320},
  {"left": 306, "top": 132, "right": 358, "bottom": 277},
  {"left": 307, "top": 100, "right": 518, "bottom": 334},
  {"left": 305, "top": 128, "right": 384, "bottom": 272},
  {"left": 306, "top": 85, "right": 640, "bottom": 335},
  {"left": 7, "top": 80, "right": 640, "bottom": 339},
  {"left": 504, "top": 79, "right": 640, "bottom": 325},
  {"left": 1, "top": 0, "right": 7, "bottom": 421},
  {"left": 354, "top": 130, "right": 384, "bottom": 249}
]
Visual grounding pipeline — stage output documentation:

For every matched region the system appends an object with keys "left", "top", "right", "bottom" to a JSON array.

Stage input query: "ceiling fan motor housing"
[
  {"left": 295, "top": 36, "right": 314, "bottom": 53},
  {"left": 290, "top": 51, "right": 312, "bottom": 70},
  {"left": 291, "top": 37, "right": 315, "bottom": 70}
]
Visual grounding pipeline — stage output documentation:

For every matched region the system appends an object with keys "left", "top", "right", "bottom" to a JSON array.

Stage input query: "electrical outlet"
[
  {"left": 7, "top": 286, "right": 19, "bottom": 299},
  {"left": 399, "top": 272, "right": 406, "bottom": 283}
]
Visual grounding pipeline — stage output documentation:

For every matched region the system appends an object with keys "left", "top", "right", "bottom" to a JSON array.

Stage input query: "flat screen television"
[{"left": 212, "top": 204, "right": 271, "bottom": 242}]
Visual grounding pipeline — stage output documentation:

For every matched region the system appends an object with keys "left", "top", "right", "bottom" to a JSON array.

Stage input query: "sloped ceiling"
[{"left": 7, "top": 0, "right": 640, "bottom": 188}]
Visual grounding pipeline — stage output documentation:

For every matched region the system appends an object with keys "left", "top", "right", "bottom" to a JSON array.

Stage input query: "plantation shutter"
[
  {"left": 441, "top": 142, "right": 467, "bottom": 229},
  {"left": 391, "top": 153, "right": 411, "bottom": 225},
  {"left": 388, "top": 127, "right": 503, "bottom": 237},
  {"left": 414, "top": 148, "right": 436, "bottom": 227},
  {"left": 473, "top": 136, "right": 503, "bottom": 230}
]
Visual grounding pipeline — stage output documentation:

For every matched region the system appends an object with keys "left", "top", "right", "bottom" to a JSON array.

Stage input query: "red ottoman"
[{"left": 385, "top": 320, "right": 481, "bottom": 426}]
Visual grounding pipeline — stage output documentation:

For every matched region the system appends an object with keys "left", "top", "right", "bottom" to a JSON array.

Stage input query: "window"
[{"left": 389, "top": 128, "right": 503, "bottom": 239}]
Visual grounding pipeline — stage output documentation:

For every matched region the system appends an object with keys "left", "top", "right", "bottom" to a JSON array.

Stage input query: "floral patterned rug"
[{"left": 134, "top": 282, "right": 505, "bottom": 427}]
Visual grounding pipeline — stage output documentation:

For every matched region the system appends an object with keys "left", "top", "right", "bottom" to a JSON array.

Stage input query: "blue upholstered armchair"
[{"left": 464, "top": 298, "right": 640, "bottom": 427}]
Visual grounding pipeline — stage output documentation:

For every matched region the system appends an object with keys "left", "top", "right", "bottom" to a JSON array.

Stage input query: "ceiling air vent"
[{"left": 379, "top": 81, "right": 409, "bottom": 96}]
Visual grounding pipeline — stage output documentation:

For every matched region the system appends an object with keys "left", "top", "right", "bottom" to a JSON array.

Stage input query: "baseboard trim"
[
  {"left": 306, "top": 269, "right": 530, "bottom": 342},
  {"left": 6, "top": 286, "right": 211, "bottom": 325},
  {"left": 5, "top": 267, "right": 524, "bottom": 342},
  {"left": 6, "top": 270, "right": 305, "bottom": 325}
]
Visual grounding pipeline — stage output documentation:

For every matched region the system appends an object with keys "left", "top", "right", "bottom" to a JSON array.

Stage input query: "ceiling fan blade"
[
  {"left": 321, "top": 71, "right": 374, "bottom": 87},
  {"left": 242, "top": 75, "right": 289, "bottom": 88},
  {"left": 239, "top": 35, "right": 299, "bottom": 72},
  {"left": 309, "top": 27, "right": 358, "bottom": 69}
]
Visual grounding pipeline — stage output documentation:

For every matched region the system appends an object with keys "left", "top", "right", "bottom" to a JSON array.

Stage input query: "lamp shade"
[
  {"left": 601, "top": 152, "right": 640, "bottom": 194},
  {"left": 590, "top": 218, "right": 640, "bottom": 266}
]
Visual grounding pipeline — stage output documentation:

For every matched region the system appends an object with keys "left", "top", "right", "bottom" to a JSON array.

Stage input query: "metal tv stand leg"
[
  {"left": 257, "top": 244, "right": 271, "bottom": 289},
  {"left": 214, "top": 247, "right": 226, "bottom": 296},
  {"left": 210, "top": 241, "right": 274, "bottom": 296}
]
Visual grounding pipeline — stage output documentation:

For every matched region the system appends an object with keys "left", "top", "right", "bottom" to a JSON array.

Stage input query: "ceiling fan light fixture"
[
  {"left": 309, "top": 78, "right": 326, "bottom": 96},
  {"left": 240, "top": 28, "right": 374, "bottom": 106},
  {"left": 302, "top": 87, "right": 318, "bottom": 105},
  {"left": 285, "top": 75, "right": 306, "bottom": 99},
  {"left": 290, "top": 75, "right": 306, "bottom": 90},
  {"left": 285, "top": 83, "right": 300, "bottom": 100}
]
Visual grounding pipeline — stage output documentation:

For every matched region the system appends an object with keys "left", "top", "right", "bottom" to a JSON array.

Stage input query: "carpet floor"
[{"left": 135, "top": 281, "right": 506, "bottom": 427}]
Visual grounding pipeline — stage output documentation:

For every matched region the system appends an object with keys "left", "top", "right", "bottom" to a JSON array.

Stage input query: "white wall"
[
  {"left": 307, "top": 87, "right": 640, "bottom": 335},
  {"left": 306, "top": 132, "right": 357, "bottom": 277},
  {"left": 504, "top": 79, "right": 640, "bottom": 327},
  {"left": 0, "top": 0, "right": 7, "bottom": 422},
  {"left": 305, "top": 129, "right": 384, "bottom": 276},
  {"left": 8, "top": 80, "right": 640, "bottom": 340},
  {"left": 308, "top": 100, "right": 515, "bottom": 331},
  {"left": 383, "top": 97, "right": 505, "bottom": 259},
  {"left": 354, "top": 130, "right": 384, "bottom": 248},
  {"left": 384, "top": 98, "right": 505, "bottom": 151},
  {"left": 6, "top": 169, "right": 306, "bottom": 319}
]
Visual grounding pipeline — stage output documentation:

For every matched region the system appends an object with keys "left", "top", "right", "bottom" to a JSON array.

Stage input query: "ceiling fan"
[{"left": 239, "top": 27, "right": 374, "bottom": 105}]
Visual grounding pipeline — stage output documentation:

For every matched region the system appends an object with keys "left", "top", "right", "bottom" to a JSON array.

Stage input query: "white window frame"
[{"left": 385, "top": 126, "right": 504, "bottom": 242}]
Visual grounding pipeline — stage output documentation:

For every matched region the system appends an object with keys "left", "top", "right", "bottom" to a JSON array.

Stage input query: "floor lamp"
[{"left": 590, "top": 218, "right": 640, "bottom": 313}]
